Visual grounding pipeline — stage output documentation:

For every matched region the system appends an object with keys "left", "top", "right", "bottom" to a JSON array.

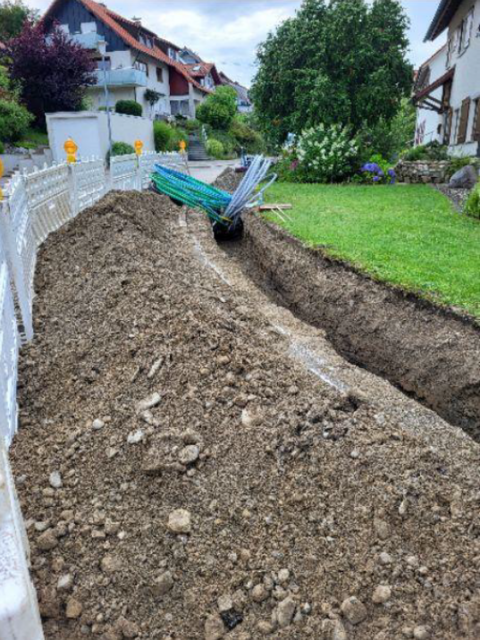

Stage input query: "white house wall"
[
  {"left": 415, "top": 47, "right": 447, "bottom": 145},
  {"left": 447, "top": 0, "right": 480, "bottom": 155}
]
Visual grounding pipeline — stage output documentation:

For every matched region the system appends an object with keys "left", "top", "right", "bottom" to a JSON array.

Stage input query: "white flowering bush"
[{"left": 296, "top": 124, "right": 359, "bottom": 183}]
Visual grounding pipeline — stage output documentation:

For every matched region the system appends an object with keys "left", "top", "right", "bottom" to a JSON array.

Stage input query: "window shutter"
[
  {"left": 457, "top": 98, "right": 471, "bottom": 144},
  {"left": 474, "top": 100, "right": 480, "bottom": 142}
]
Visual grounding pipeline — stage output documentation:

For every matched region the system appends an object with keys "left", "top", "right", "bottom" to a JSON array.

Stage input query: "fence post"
[{"left": 0, "top": 193, "right": 34, "bottom": 342}]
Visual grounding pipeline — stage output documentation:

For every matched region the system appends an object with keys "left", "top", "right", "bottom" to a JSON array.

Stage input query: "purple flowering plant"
[{"left": 360, "top": 155, "right": 395, "bottom": 185}]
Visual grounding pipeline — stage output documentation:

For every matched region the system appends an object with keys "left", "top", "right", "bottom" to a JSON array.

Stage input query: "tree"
[
  {"left": 3, "top": 21, "right": 96, "bottom": 125},
  {"left": 251, "top": 0, "right": 413, "bottom": 146},
  {"left": 0, "top": 0, "right": 38, "bottom": 42},
  {"left": 196, "top": 86, "right": 238, "bottom": 130}
]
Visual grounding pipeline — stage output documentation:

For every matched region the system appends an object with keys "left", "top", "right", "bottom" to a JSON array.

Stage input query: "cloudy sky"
[{"left": 30, "top": 0, "right": 445, "bottom": 87}]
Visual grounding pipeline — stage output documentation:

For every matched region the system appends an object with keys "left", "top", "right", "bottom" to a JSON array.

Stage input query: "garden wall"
[{"left": 395, "top": 160, "right": 450, "bottom": 184}]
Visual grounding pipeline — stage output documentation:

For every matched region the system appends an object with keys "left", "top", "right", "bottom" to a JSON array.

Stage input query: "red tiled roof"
[{"left": 43, "top": 0, "right": 209, "bottom": 93}]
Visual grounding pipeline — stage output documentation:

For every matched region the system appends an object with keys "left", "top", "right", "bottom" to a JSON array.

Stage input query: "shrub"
[
  {"left": 115, "top": 100, "right": 143, "bottom": 117},
  {"left": 184, "top": 119, "right": 201, "bottom": 133},
  {"left": 0, "top": 98, "right": 33, "bottom": 141},
  {"left": 106, "top": 141, "right": 135, "bottom": 165},
  {"left": 196, "top": 86, "right": 237, "bottom": 130},
  {"left": 358, "top": 154, "right": 396, "bottom": 185},
  {"left": 154, "top": 121, "right": 173, "bottom": 152},
  {"left": 230, "top": 118, "right": 265, "bottom": 154},
  {"left": 402, "top": 141, "right": 449, "bottom": 162},
  {"left": 209, "top": 129, "right": 237, "bottom": 156},
  {"left": 464, "top": 181, "right": 480, "bottom": 219},
  {"left": 206, "top": 138, "right": 224, "bottom": 159},
  {"left": 0, "top": 140, "right": 4, "bottom": 153},
  {"left": 296, "top": 124, "right": 358, "bottom": 183}
]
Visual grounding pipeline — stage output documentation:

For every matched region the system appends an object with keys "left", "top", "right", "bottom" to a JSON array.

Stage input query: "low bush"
[
  {"left": 154, "top": 121, "right": 173, "bottom": 152},
  {"left": 209, "top": 129, "right": 237, "bottom": 157},
  {"left": 0, "top": 140, "right": 4, "bottom": 153},
  {"left": 184, "top": 119, "right": 201, "bottom": 134},
  {"left": 402, "top": 141, "right": 449, "bottom": 162},
  {"left": 0, "top": 98, "right": 33, "bottom": 142},
  {"left": 106, "top": 141, "right": 135, "bottom": 165},
  {"left": 464, "top": 181, "right": 480, "bottom": 219},
  {"left": 296, "top": 124, "right": 359, "bottom": 183},
  {"left": 115, "top": 100, "right": 143, "bottom": 117},
  {"left": 206, "top": 138, "right": 224, "bottom": 159}
]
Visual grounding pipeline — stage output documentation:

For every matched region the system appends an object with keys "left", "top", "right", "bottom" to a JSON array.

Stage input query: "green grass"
[
  {"left": 15, "top": 127, "right": 49, "bottom": 150},
  {"left": 264, "top": 183, "right": 480, "bottom": 318}
]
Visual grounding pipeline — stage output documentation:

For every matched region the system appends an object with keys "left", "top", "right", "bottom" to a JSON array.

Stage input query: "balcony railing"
[{"left": 94, "top": 68, "right": 148, "bottom": 88}]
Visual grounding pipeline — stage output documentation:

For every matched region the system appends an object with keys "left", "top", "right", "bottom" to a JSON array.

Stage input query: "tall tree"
[
  {"left": 251, "top": 0, "right": 413, "bottom": 146},
  {"left": 0, "top": 0, "right": 38, "bottom": 42},
  {"left": 3, "top": 21, "right": 96, "bottom": 125}
]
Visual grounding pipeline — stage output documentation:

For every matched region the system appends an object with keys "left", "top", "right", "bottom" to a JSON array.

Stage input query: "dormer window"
[{"left": 168, "top": 47, "right": 177, "bottom": 61}]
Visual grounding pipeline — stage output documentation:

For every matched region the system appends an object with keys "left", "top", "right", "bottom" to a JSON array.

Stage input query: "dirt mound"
[{"left": 11, "top": 191, "right": 480, "bottom": 640}]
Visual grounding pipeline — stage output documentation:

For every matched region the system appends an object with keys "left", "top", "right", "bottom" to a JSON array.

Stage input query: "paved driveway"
[{"left": 188, "top": 159, "right": 238, "bottom": 184}]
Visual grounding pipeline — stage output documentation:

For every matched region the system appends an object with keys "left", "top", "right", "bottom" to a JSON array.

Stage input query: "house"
[
  {"left": 219, "top": 72, "right": 253, "bottom": 113},
  {"left": 413, "top": 0, "right": 480, "bottom": 156},
  {"left": 42, "top": 0, "right": 210, "bottom": 119}
]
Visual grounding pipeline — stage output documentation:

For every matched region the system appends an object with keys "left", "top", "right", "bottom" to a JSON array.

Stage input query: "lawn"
[{"left": 263, "top": 183, "right": 480, "bottom": 319}]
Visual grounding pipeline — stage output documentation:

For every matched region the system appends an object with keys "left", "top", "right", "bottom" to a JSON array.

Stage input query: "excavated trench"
[{"left": 219, "top": 213, "right": 480, "bottom": 442}]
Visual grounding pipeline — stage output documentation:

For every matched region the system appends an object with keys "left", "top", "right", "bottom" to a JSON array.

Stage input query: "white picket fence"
[{"left": 0, "top": 150, "right": 186, "bottom": 640}]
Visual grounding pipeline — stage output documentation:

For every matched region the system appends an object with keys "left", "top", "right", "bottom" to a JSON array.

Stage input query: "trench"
[{"left": 218, "top": 213, "right": 480, "bottom": 442}]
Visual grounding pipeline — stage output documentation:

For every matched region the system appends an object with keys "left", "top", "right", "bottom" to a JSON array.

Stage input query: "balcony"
[
  {"left": 70, "top": 32, "right": 103, "bottom": 49},
  {"left": 94, "top": 68, "right": 148, "bottom": 88}
]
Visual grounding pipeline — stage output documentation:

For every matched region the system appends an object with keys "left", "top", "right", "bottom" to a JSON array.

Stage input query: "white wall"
[
  {"left": 415, "top": 47, "right": 447, "bottom": 146},
  {"left": 446, "top": 0, "right": 480, "bottom": 153},
  {"left": 46, "top": 112, "right": 154, "bottom": 162}
]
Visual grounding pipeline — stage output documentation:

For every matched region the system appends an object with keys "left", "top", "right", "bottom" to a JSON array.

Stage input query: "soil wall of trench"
[{"left": 222, "top": 214, "right": 480, "bottom": 440}]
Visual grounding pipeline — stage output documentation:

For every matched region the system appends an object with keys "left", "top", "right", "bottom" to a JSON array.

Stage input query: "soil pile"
[{"left": 11, "top": 191, "right": 480, "bottom": 640}]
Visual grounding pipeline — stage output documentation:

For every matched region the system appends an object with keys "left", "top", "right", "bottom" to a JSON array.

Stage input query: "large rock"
[{"left": 449, "top": 165, "right": 478, "bottom": 189}]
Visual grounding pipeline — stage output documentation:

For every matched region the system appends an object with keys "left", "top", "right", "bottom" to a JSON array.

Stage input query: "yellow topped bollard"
[
  {"left": 134, "top": 140, "right": 144, "bottom": 156},
  {"left": 64, "top": 138, "right": 78, "bottom": 164},
  {"left": 179, "top": 139, "right": 187, "bottom": 154}
]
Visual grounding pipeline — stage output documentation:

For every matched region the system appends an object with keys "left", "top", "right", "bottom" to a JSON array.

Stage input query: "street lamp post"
[{"left": 98, "top": 39, "right": 113, "bottom": 161}]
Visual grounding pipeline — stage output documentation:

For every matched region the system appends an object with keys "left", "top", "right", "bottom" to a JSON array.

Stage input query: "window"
[
  {"left": 168, "top": 47, "right": 178, "bottom": 61},
  {"left": 459, "top": 8, "right": 474, "bottom": 54},
  {"left": 97, "top": 57, "right": 111, "bottom": 71},
  {"left": 156, "top": 67, "right": 164, "bottom": 83},
  {"left": 80, "top": 22, "right": 97, "bottom": 34},
  {"left": 134, "top": 61, "right": 149, "bottom": 77},
  {"left": 59, "top": 24, "right": 70, "bottom": 34}
]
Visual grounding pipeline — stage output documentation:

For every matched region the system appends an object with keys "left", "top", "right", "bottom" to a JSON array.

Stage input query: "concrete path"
[{"left": 188, "top": 159, "right": 238, "bottom": 185}]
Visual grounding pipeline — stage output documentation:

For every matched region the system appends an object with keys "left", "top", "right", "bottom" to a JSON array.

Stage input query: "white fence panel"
[
  {"left": 24, "top": 164, "right": 72, "bottom": 246},
  {"left": 72, "top": 158, "right": 107, "bottom": 214},
  {"left": 110, "top": 154, "right": 139, "bottom": 191},
  {"left": 0, "top": 243, "right": 19, "bottom": 447}
]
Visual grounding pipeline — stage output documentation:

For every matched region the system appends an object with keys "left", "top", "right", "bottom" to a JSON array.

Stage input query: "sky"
[{"left": 29, "top": 0, "right": 446, "bottom": 87}]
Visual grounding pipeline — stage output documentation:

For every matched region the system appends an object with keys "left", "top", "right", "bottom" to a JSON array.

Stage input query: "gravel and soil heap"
[{"left": 10, "top": 190, "right": 480, "bottom": 640}]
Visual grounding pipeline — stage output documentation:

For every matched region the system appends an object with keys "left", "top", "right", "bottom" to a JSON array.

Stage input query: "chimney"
[{"left": 132, "top": 16, "right": 142, "bottom": 27}]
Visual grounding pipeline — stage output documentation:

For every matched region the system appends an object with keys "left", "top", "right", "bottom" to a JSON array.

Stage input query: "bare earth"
[{"left": 10, "top": 184, "right": 480, "bottom": 640}]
